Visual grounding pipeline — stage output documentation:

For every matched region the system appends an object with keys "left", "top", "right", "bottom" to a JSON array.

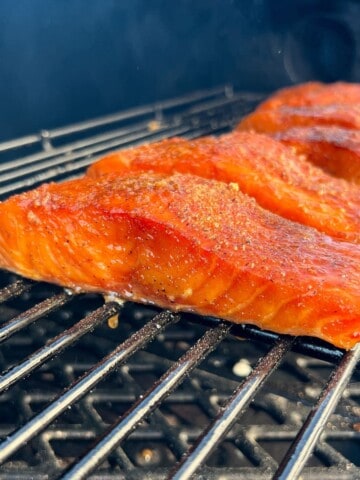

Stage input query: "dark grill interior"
[{"left": 0, "top": 88, "right": 359, "bottom": 479}]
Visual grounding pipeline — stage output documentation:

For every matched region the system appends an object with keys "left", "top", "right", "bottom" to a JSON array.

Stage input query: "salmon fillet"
[
  {"left": 0, "top": 172, "right": 359, "bottom": 349},
  {"left": 88, "top": 133, "right": 360, "bottom": 244},
  {"left": 258, "top": 81, "right": 360, "bottom": 110},
  {"left": 273, "top": 126, "right": 360, "bottom": 185},
  {"left": 237, "top": 104, "right": 360, "bottom": 134}
]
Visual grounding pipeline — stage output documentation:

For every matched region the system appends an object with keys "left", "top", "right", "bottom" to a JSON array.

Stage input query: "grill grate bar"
[
  {"left": 0, "top": 133, "right": 42, "bottom": 154},
  {"left": 0, "top": 310, "right": 177, "bottom": 467},
  {"left": 231, "top": 323, "right": 360, "bottom": 372},
  {"left": 0, "top": 120, "right": 157, "bottom": 175},
  {"left": 0, "top": 290, "right": 73, "bottom": 344},
  {"left": 61, "top": 322, "right": 232, "bottom": 480},
  {"left": 0, "top": 86, "right": 230, "bottom": 153},
  {"left": 274, "top": 342, "right": 360, "bottom": 480},
  {"left": 0, "top": 122, "right": 229, "bottom": 198},
  {"left": 0, "top": 95, "right": 260, "bottom": 199},
  {"left": 167, "top": 336, "right": 295, "bottom": 480},
  {"left": 47, "top": 86, "right": 232, "bottom": 139},
  {"left": 0, "top": 279, "right": 31, "bottom": 303},
  {"left": 0, "top": 124, "right": 189, "bottom": 197},
  {"left": 0, "top": 301, "right": 120, "bottom": 395},
  {"left": 0, "top": 92, "right": 258, "bottom": 179},
  {"left": 182, "top": 92, "right": 250, "bottom": 116},
  {"left": 0, "top": 122, "right": 195, "bottom": 186}
]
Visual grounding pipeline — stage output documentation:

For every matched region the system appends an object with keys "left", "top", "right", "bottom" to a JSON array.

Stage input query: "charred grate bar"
[
  {"left": 274, "top": 343, "right": 360, "bottom": 480},
  {"left": 0, "top": 308, "right": 178, "bottom": 467},
  {"left": 0, "top": 86, "right": 262, "bottom": 198},
  {"left": 0, "top": 87, "right": 357, "bottom": 479},
  {"left": 167, "top": 337, "right": 295, "bottom": 480},
  {"left": 62, "top": 322, "right": 232, "bottom": 480}
]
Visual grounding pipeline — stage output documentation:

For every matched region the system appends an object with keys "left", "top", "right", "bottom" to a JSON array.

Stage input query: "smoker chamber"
[{"left": 0, "top": 87, "right": 359, "bottom": 480}]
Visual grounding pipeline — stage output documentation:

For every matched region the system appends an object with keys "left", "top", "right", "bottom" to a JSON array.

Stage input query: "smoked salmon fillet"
[
  {"left": 87, "top": 133, "right": 360, "bottom": 244},
  {"left": 273, "top": 126, "right": 360, "bottom": 185},
  {"left": 237, "top": 104, "right": 360, "bottom": 134},
  {"left": 256, "top": 81, "right": 360, "bottom": 111},
  {"left": 0, "top": 172, "right": 359, "bottom": 349}
]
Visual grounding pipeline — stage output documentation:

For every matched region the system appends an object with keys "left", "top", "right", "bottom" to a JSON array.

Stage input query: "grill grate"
[{"left": 0, "top": 86, "right": 358, "bottom": 479}]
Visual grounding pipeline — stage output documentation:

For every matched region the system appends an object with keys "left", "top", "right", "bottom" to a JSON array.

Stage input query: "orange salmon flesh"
[
  {"left": 88, "top": 132, "right": 360, "bottom": 244},
  {"left": 256, "top": 81, "right": 360, "bottom": 111},
  {"left": 0, "top": 172, "right": 359, "bottom": 349},
  {"left": 273, "top": 126, "right": 360, "bottom": 185}
]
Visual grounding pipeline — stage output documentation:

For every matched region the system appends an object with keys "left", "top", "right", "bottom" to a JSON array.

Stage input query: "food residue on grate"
[{"left": 232, "top": 358, "right": 252, "bottom": 377}]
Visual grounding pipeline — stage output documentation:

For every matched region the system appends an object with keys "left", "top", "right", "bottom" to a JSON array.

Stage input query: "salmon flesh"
[{"left": 0, "top": 172, "right": 359, "bottom": 349}]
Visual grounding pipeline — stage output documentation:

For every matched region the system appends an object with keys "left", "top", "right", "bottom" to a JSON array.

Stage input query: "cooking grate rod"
[
  {"left": 0, "top": 309, "right": 177, "bottom": 467},
  {"left": 232, "top": 323, "right": 360, "bottom": 372},
  {"left": 0, "top": 124, "right": 191, "bottom": 197},
  {"left": 0, "top": 279, "right": 31, "bottom": 302},
  {"left": 45, "top": 86, "right": 235, "bottom": 141},
  {"left": 61, "top": 322, "right": 232, "bottom": 480},
  {"left": 0, "top": 121, "right": 199, "bottom": 185},
  {"left": 274, "top": 342, "right": 360, "bottom": 480},
  {"left": 0, "top": 90, "right": 261, "bottom": 199},
  {"left": 0, "top": 86, "right": 231, "bottom": 153},
  {"left": 167, "top": 336, "right": 294, "bottom": 480},
  {"left": 0, "top": 300, "right": 119, "bottom": 395},
  {"left": 0, "top": 120, "right": 228, "bottom": 198},
  {"left": 0, "top": 290, "right": 72, "bottom": 343},
  {"left": 0, "top": 91, "right": 257, "bottom": 180},
  {"left": 0, "top": 120, "right": 168, "bottom": 176}
]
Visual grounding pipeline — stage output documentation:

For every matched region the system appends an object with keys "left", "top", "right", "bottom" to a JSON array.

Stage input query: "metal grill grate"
[{"left": 0, "top": 86, "right": 358, "bottom": 480}]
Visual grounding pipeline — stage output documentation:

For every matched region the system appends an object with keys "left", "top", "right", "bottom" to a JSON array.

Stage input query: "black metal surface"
[
  {"left": 168, "top": 337, "right": 295, "bottom": 480},
  {"left": 0, "top": 308, "right": 177, "bottom": 468},
  {"left": 62, "top": 322, "right": 232, "bottom": 480},
  {"left": 0, "top": 88, "right": 358, "bottom": 480},
  {"left": 274, "top": 343, "right": 360, "bottom": 479}
]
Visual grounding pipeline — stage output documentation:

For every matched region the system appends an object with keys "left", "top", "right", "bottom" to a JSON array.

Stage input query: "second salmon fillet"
[
  {"left": 255, "top": 81, "right": 360, "bottom": 111},
  {"left": 88, "top": 133, "right": 360, "bottom": 244},
  {"left": 237, "top": 104, "right": 360, "bottom": 134}
]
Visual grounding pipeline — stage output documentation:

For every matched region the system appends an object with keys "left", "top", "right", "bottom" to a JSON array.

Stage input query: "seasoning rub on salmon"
[
  {"left": 0, "top": 172, "right": 359, "bottom": 349},
  {"left": 273, "top": 126, "right": 360, "bottom": 185},
  {"left": 237, "top": 104, "right": 360, "bottom": 134},
  {"left": 256, "top": 81, "right": 360, "bottom": 111},
  {"left": 88, "top": 132, "right": 360, "bottom": 244}
]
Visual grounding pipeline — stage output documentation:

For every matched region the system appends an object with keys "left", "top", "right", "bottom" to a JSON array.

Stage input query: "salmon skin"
[
  {"left": 257, "top": 81, "right": 360, "bottom": 111},
  {"left": 237, "top": 104, "right": 360, "bottom": 134},
  {"left": 0, "top": 172, "right": 360, "bottom": 349},
  {"left": 88, "top": 132, "right": 360, "bottom": 244},
  {"left": 273, "top": 126, "right": 360, "bottom": 185}
]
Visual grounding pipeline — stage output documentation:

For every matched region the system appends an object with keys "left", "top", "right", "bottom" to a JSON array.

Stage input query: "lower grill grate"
[{"left": 0, "top": 87, "right": 358, "bottom": 479}]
